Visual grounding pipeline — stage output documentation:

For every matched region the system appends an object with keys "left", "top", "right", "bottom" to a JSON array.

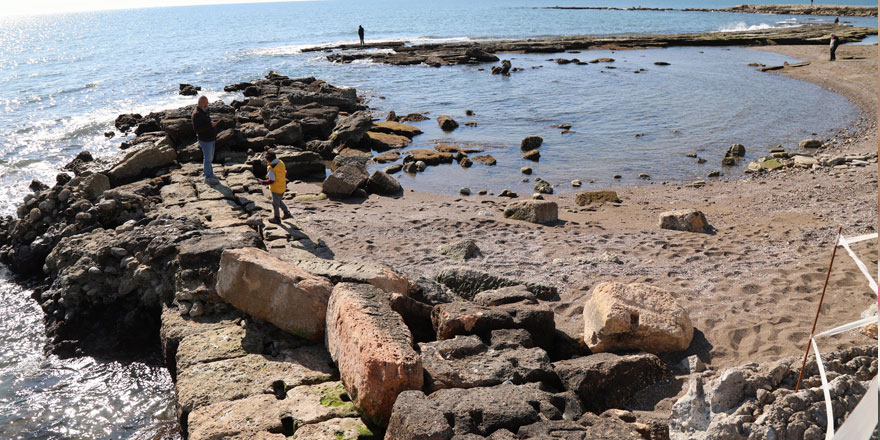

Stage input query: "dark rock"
[
  {"left": 114, "top": 113, "right": 143, "bottom": 132},
  {"left": 386, "top": 391, "right": 454, "bottom": 440},
  {"left": 553, "top": 352, "right": 668, "bottom": 413},
  {"left": 435, "top": 266, "right": 557, "bottom": 300},
  {"left": 437, "top": 115, "right": 459, "bottom": 131},
  {"left": 179, "top": 83, "right": 201, "bottom": 96},
  {"left": 419, "top": 335, "right": 557, "bottom": 392},
  {"left": 432, "top": 301, "right": 555, "bottom": 351},
  {"left": 521, "top": 136, "right": 543, "bottom": 151}
]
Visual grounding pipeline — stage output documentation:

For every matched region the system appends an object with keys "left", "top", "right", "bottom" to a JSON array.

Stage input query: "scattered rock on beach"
[
  {"left": 534, "top": 179, "right": 553, "bottom": 194},
  {"left": 437, "top": 239, "right": 480, "bottom": 260},
  {"left": 653, "top": 61, "right": 670, "bottom": 66},
  {"left": 726, "top": 143, "right": 746, "bottom": 157},
  {"left": 437, "top": 115, "right": 459, "bottom": 131},
  {"left": 575, "top": 190, "right": 620, "bottom": 206},
  {"left": 658, "top": 209, "right": 711, "bottom": 233},
  {"left": 521, "top": 167, "right": 533, "bottom": 175},
  {"left": 799, "top": 138, "right": 823, "bottom": 149},
  {"left": 503, "top": 200, "right": 558, "bottom": 224},
  {"left": 108, "top": 142, "right": 177, "bottom": 185},
  {"left": 583, "top": 281, "right": 694, "bottom": 354},
  {"left": 367, "top": 170, "right": 402, "bottom": 196},
  {"left": 322, "top": 164, "right": 369, "bottom": 197}
]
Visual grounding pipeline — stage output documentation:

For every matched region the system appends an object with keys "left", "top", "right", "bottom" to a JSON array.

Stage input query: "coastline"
[
  {"left": 303, "top": 24, "right": 876, "bottom": 67},
  {"left": 0, "top": 38, "right": 875, "bottom": 439},
  {"left": 544, "top": 4, "right": 878, "bottom": 17}
]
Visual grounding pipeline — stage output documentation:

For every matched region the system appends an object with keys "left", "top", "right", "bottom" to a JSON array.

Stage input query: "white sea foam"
[{"left": 716, "top": 22, "right": 795, "bottom": 32}]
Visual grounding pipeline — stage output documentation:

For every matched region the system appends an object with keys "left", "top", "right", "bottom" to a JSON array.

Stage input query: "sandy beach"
[{"left": 285, "top": 43, "right": 877, "bottom": 381}]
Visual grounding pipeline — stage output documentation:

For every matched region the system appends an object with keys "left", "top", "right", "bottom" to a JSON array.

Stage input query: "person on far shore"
[
  {"left": 829, "top": 34, "right": 839, "bottom": 61},
  {"left": 191, "top": 96, "right": 219, "bottom": 185},
  {"left": 834, "top": 16, "right": 839, "bottom": 24},
  {"left": 358, "top": 25, "right": 365, "bottom": 46},
  {"left": 260, "top": 150, "right": 291, "bottom": 224}
]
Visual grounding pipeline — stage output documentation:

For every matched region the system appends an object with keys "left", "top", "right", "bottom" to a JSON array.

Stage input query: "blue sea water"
[{"left": 0, "top": 1, "right": 875, "bottom": 438}]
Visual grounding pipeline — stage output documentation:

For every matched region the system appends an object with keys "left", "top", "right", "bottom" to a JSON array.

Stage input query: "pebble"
[
  {"left": 459, "top": 187, "right": 471, "bottom": 196},
  {"left": 532, "top": 193, "right": 544, "bottom": 200},
  {"left": 521, "top": 167, "right": 533, "bottom": 175},
  {"left": 571, "top": 180, "right": 582, "bottom": 187},
  {"left": 88, "top": 266, "right": 102, "bottom": 276}
]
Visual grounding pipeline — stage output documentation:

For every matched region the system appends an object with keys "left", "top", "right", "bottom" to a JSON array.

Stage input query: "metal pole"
[{"left": 794, "top": 226, "right": 843, "bottom": 392}]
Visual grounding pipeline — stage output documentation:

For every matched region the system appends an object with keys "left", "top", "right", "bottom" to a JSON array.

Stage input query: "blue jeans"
[{"left": 198, "top": 140, "right": 215, "bottom": 179}]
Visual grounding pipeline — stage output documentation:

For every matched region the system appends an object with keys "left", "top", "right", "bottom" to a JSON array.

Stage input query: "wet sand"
[{"left": 286, "top": 44, "right": 877, "bottom": 380}]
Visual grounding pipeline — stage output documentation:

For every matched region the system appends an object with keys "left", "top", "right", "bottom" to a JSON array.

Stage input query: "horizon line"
[{"left": 0, "top": 0, "right": 317, "bottom": 19}]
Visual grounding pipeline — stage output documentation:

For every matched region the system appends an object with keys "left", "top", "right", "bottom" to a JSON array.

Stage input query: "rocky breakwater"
[{"left": 308, "top": 24, "right": 875, "bottom": 67}]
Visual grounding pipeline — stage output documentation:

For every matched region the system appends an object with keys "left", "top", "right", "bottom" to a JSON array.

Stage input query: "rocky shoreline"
[
  {"left": 303, "top": 24, "right": 875, "bottom": 67},
  {"left": 544, "top": 4, "right": 878, "bottom": 17},
  {"left": 0, "top": 42, "right": 876, "bottom": 439}
]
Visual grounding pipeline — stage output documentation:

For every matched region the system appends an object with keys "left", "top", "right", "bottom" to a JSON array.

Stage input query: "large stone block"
[
  {"left": 186, "top": 381, "right": 358, "bottom": 440},
  {"left": 503, "top": 200, "right": 558, "bottom": 224},
  {"left": 322, "top": 164, "right": 369, "bottom": 197},
  {"left": 215, "top": 248, "right": 334, "bottom": 340},
  {"left": 432, "top": 301, "right": 555, "bottom": 351},
  {"left": 288, "top": 257, "right": 409, "bottom": 295},
  {"left": 176, "top": 345, "right": 335, "bottom": 416},
  {"left": 584, "top": 281, "right": 693, "bottom": 354},
  {"left": 326, "top": 282, "right": 423, "bottom": 426}
]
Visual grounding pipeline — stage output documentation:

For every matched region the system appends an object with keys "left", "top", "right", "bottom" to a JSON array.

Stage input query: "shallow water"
[
  {"left": 0, "top": 0, "right": 874, "bottom": 437},
  {"left": 0, "top": 268, "right": 179, "bottom": 439}
]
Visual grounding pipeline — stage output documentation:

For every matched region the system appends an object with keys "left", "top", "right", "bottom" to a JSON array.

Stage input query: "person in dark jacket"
[
  {"left": 358, "top": 25, "right": 365, "bottom": 46},
  {"left": 191, "top": 96, "right": 219, "bottom": 184},
  {"left": 829, "top": 34, "right": 840, "bottom": 61}
]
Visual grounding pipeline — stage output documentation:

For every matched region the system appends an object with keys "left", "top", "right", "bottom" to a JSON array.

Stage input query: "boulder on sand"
[
  {"left": 658, "top": 209, "right": 711, "bottom": 233},
  {"left": 322, "top": 164, "right": 369, "bottom": 197},
  {"left": 367, "top": 170, "right": 402, "bottom": 195},
  {"left": 583, "top": 281, "right": 693, "bottom": 354},
  {"left": 325, "top": 282, "right": 423, "bottom": 427},
  {"left": 215, "top": 248, "right": 334, "bottom": 340},
  {"left": 575, "top": 190, "right": 620, "bottom": 205},
  {"left": 503, "top": 200, "right": 558, "bottom": 224},
  {"left": 798, "top": 138, "right": 823, "bottom": 149}
]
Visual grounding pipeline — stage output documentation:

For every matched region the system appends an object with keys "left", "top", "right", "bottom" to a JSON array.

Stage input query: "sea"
[{"left": 0, "top": 1, "right": 876, "bottom": 438}]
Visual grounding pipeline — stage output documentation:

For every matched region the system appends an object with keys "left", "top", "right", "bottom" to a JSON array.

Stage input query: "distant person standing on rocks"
[
  {"left": 191, "top": 96, "right": 219, "bottom": 184},
  {"left": 260, "top": 151, "right": 291, "bottom": 224},
  {"left": 829, "top": 34, "right": 840, "bottom": 61},
  {"left": 834, "top": 16, "right": 839, "bottom": 24},
  {"left": 358, "top": 25, "right": 365, "bottom": 45}
]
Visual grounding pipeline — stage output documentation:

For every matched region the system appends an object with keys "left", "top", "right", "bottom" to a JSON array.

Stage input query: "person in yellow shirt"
[{"left": 260, "top": 151, "right": 292, "bottom": 224}]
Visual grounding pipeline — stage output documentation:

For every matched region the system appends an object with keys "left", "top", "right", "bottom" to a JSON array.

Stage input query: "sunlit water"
[{"left": 0, "top": 0, "right": 875, "bottom": 437}]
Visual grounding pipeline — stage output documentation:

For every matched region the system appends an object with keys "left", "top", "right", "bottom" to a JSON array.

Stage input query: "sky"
[{"left": 0, "top": 0, "right": 306, "bottom": 17}]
